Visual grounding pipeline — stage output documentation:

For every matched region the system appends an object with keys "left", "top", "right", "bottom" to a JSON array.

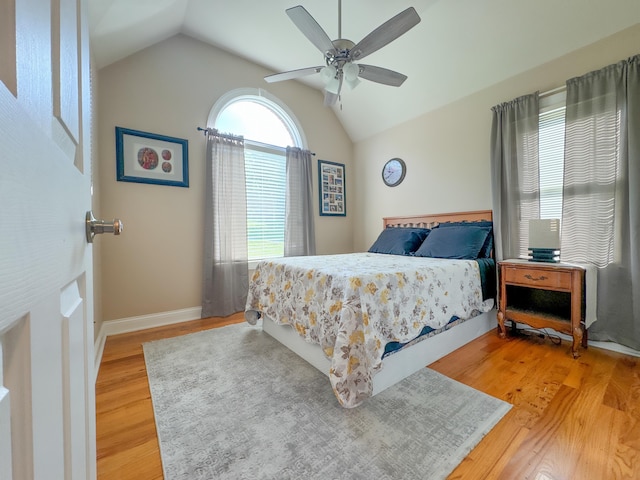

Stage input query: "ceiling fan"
[{"left": 264, "top": 1, "right": 421, "bottom": 106}]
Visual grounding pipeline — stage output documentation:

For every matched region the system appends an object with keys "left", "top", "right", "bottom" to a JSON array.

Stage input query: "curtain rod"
[
  {"left": 197, "top": 127, "right": 244, "bottom": 141},
  {"left": 540, "top": 85, "right": 566, "bottom": 98},
  {"left": 196, "top": 127, "right": 315, "bottom": 155}
]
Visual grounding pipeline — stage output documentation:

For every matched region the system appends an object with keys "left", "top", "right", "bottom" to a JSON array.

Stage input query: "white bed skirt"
[{"left": 261, "top": 309, "right": 497, "bottom": 397}]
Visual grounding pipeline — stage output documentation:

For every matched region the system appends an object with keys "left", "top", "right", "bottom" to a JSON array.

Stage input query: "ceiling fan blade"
[
  {"left": 286, "top": 5, "right": 336, "bottom": 56},
  {"left": 358, "top": 64, "right": 407, "bottom": 87},
  {"left": 264, "top": 66, "right": 324, "bottom": 83},
  {"left": 351, "top": 7, "right": 421, "bottom": 61}
]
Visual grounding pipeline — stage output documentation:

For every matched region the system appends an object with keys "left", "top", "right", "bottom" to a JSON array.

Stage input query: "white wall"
[
  {"left": 352, "top": 24, "right": 640, "bottom": 252},
  {"left": 97, "top": 34, "right": 353, "bottom": 322}
]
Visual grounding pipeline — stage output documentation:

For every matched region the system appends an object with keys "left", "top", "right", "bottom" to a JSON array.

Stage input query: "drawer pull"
[{"left": 524, "top": 274, "right": 548, "bottom": 281}]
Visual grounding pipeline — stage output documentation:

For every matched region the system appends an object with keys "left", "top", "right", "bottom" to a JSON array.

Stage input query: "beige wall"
[
  {"left": 96, "top": 25, "right": 640, "bottom": 324},
  {"left": 97, "top": 34, "right": 353, "bottom": 322},
  {"left": 352, "top": 24, "right": 640, "bottom": 252}
]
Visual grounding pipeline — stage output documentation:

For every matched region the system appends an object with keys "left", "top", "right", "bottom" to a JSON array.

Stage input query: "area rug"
[{"left": 143, "top": 322, "right": 511, "bottom": 480}]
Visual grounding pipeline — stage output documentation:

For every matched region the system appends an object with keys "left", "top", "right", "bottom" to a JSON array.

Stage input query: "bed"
[{"left": 244, "top": 210, "right": 497, "bottom": 408}]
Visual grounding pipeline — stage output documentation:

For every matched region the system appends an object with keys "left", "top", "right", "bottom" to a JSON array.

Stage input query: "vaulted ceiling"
[{"left": 88, "top": 0, "right": 640, "bottom": 141}]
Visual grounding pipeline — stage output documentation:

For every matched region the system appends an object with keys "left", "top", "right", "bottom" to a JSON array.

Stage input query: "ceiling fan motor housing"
[{"left": 324, "top": 39, "right": 362, "bottom": 78}]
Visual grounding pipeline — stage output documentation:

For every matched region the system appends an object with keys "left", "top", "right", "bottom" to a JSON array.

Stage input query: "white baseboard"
[
  {"left": 101, "top": 306, "right": 202, "bottom": 336},
  {"left": 94, "top": 322, "right": 107, "bottom": 384},
  {"left": 93, "top": 306, "right": 202, "bottom": 382},
  {"left": 587, "top": 338, "right": 640, "bottom": 357},
  {"left": 511, "top": 321, "right": 640, "bottom": 358}
]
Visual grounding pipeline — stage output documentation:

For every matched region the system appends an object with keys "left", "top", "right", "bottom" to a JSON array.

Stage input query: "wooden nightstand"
[{"left": 497, "top": 259, "right": 587, "bottom": 358}]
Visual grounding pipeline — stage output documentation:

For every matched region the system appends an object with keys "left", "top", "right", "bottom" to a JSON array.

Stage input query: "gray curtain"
[
  {"left": 490, "top": 93, "right": 540, "bottom": 261},
  {"left": 284, "top": 146, "right": 316, "bottom": 256},
  {"left": 562, "top": 55, "right": 640, "bottom": 349},
  {"left": 201, "top": 130, "right": 248, "bottom": 317}
]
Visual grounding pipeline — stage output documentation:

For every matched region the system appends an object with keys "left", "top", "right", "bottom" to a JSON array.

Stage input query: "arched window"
[{"left": 209, "top": 89, "right": 306, "bottom": 261}]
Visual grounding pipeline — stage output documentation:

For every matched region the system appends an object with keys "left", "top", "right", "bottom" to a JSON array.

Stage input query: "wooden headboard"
[{"left": 383, "top": 210, "right": 493, "bottom": 229}]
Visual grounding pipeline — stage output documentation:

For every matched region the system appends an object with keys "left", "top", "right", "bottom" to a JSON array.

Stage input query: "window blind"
[
  {"left": 538, "top": 105, "right": 566, "bottom": 220},
  {"left": 244, "top": 140, "right": 286, "bottom": 261}
]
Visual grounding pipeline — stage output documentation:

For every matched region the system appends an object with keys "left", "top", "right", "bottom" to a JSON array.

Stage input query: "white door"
[{"left": 0, "top": 0, "right": 96, "bottom": 479}]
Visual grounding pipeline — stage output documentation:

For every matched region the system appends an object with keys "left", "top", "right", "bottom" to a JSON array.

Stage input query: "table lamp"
[{"left": 528, "top": 219, "right": 560, "bottom": 262}]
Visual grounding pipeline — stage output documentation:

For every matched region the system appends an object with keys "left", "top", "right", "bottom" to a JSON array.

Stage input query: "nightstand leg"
[
  {"left": 570, "top": 269, "right": 585, "bottom": 358},
  {"left": 572, "top": 325, "right": 583, "bottom": 359},
  {"left": 497, "top": 310, "right": 506, "bottom": 338}
]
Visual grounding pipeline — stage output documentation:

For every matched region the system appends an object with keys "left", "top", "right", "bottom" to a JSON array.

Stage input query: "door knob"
[{"left": 86, "top": 211, "right": 123, "bottom": 243}]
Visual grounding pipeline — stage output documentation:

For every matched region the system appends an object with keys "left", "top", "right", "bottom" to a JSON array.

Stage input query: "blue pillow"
[
  {"left": 438, "top": 221, "right": 493, "bottom": 258},
  {"left": 414, "top": 226, "right": 490, "bottom": 259},
  {"left": 479, "top": 233, "right": 494, "bottom": 258},
  {"left": 368, "top": 227, "right": 431, "bottom": 255}
]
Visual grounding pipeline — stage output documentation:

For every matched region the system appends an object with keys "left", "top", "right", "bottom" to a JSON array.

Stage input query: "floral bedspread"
[{"left": 245, "top": 253, "right": 493, "bottom": 408}]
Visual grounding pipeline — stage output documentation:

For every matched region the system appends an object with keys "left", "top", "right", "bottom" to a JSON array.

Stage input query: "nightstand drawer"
[{"left": 503, "top": 266, "right": 572, "bottom": 290}]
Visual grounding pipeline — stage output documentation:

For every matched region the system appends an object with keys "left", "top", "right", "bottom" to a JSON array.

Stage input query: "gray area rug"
[{"left": 143, "top": 322, "right": 511, "bottom": 480}]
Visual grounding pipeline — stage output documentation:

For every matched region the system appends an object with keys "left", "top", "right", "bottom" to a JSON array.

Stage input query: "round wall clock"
[{"left": 382, "top": 158, "right": 406, "bottom": 187}]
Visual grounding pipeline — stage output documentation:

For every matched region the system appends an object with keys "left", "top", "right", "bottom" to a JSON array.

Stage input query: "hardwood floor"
[
  {"left": 96, "top": 317, "right": 640, "bottom": 479},
  {"left": 95, "top": 313, "right": 244, "bottom": 479}
]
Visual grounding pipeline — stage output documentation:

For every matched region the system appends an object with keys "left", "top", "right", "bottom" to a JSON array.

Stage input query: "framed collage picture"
[
  {"left": 115, "top": 126, "right": 189, "bottom": 187},
  {"left": 318, "top": 159, "right": 346, "bottom": 216}
]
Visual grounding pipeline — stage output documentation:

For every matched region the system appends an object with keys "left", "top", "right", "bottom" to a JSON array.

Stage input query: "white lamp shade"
[
  {"left": 345, "top": 76, "right": 360, "bottom": 90},
  {"left": 343, "top": 62, "right": 359, "bottom": 81},
  {"left": 529, "top": 219, "right": 561, "bottom": 249},
  {"left": 320, "top": 65, "right": 336, "bottom": 84},
  {"left": 325, "top": 76, "right": 340, "bottom": 94}
]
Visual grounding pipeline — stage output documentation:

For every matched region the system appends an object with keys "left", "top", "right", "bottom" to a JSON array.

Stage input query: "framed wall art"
[
  {"left": 115, "top": 127, "right": 189, "bottom": 187},
  {"left": 318, "top": 159, "right": 346, "bottom": 216}
]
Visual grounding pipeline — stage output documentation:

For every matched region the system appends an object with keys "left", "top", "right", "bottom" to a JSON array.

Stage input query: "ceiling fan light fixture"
[
  {"left": 343, "top": 62, "right": 359, "bottom": 81},
  {"left": 325, "top": 76, "right": 341, "bottom": 94},
  {"left": 345, "top": 76, "right": 361, "bottom": 90},
  {"left": 320, "top": 65, "right": 337, "bottom": 84}
]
